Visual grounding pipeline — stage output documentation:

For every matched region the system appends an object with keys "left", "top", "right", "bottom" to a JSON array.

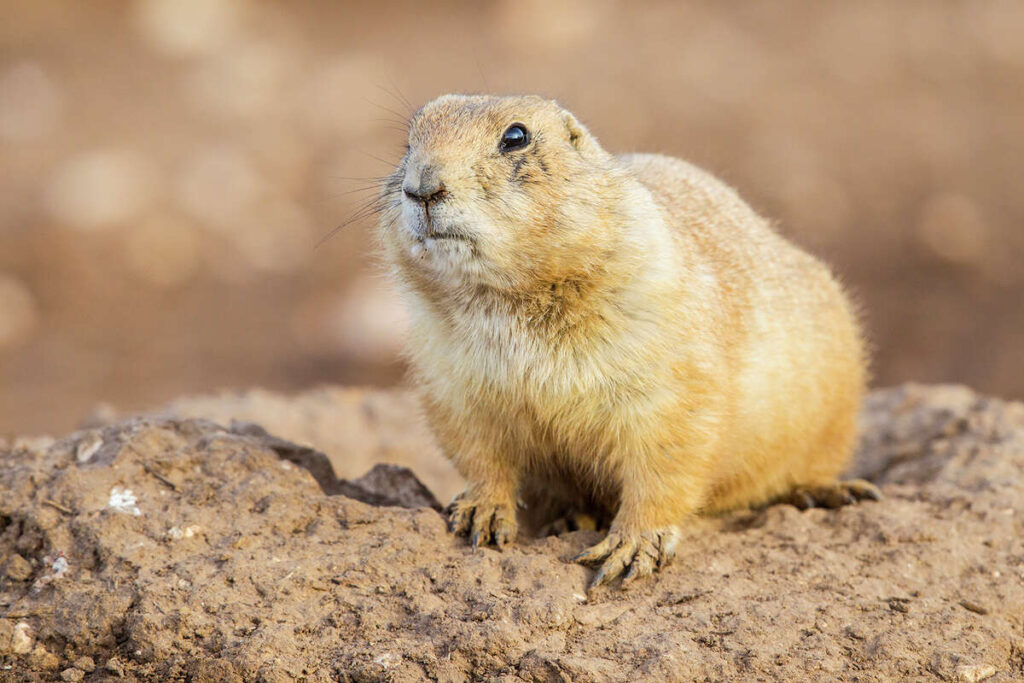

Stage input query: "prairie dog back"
[{"left": 620, "top": 153, "right": 866, "bottom": 511}]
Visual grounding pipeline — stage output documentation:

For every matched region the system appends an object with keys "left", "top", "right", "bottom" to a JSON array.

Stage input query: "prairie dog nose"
[{"left": 403, "top": 164, "right": 447, "bottom": 204}]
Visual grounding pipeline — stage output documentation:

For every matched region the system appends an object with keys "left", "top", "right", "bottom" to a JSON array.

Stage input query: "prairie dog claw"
[
  {"left": 780, "top": 479, "right": 882, "bottom": 510},
  {"left": 447, "top": 492, "right": 517, "bottom": 550},
  {"left": 574, "top": 527, "right": 679, "bottom": 590}
]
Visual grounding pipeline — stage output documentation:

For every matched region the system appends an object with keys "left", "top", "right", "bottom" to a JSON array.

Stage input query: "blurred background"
[{"left": 1, "top": 0, "right": 1022, "bottom": 436}]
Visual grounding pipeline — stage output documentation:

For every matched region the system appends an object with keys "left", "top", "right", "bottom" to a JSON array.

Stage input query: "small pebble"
[
  {"left": 73, "top": 656, "right": 96, "bottom": 672},
  {"left": 888, "top": 599, "right": 909, "bottom": 613},
  {"left": 954, "top": 664, "right": 997, "bottom": 682},
  {"left": 75, "top": 433, "right": 104, "bottom": 463},
  {"left": 959, "top": 600, "right": 988, "bottom": 615},
  {"left": 108, "top": 487, "right": 142, "bottom": 516},
  {"left": 11, "top": 622, "right": 34, "bottom": 654},
  {"left": 31, "top": 645, "right": 59, "bottom": 670},
  {"left": 105, "top": 655, "right": 126, "bottom": 676},
  {"left": 4, "top": 553, "right": 33, "bottom": 581},
  {"left": 60, "top": 668, "right": 84, "bottom": 682}
]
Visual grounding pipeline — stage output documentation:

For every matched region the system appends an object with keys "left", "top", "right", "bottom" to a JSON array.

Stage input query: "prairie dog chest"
[
  {"left": 415, "top": 303, "right": 595, "bottom": 402},
  {"left": 410, "top": 298, "right": 671, "bottom": 450}
]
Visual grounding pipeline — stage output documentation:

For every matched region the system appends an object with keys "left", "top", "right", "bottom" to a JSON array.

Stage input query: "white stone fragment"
[
  {"left": 31, "top": 551, "right": 70, "bottom": 591},
  {"left": 51, "top": 555, "right": 69, "bottom": 578},
  {"left": 108, "top": 487, "right": 142, "bottom": 516},
  {"left": 11, "top": 622, "right": 34, "bottom": 654},
  {"left": 76, "top": 433, "right": 103, "bottom": 463},
  {"left": 374, "top": 653, "right": 397, "bottom": 669},
  {"left": 955, "top": 664, "right": 997, "bottom": 682},
  {"left": 167, "top": 525, "right": 201, "bottom": 541}
]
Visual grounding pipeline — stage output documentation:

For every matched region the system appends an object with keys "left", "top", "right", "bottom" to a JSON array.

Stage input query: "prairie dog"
[{"left": 378, "top": 94, "right": 878, "bottom": 588}]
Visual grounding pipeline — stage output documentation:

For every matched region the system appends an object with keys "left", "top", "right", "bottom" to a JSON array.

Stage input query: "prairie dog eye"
[{"left": 499, "top": 123, "right": 530, "bottom": 152}]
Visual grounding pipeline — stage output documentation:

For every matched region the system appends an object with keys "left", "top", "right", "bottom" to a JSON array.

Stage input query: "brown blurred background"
[{"left": 1, "top": 1, "right": 1022, "bottom": 436}]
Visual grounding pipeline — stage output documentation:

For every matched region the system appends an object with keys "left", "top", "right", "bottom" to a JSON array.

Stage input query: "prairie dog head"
[{"left": 380, "top": 94, "right": 626, "bottom": 293}]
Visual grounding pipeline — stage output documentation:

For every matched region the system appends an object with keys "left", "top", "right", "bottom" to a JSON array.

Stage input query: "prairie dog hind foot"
[{"left": 776, "top": 479, "right": 882, "bottom": 510}]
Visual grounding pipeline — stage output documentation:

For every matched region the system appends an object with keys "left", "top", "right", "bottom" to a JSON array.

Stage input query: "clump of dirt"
[{"left": 1, "top": 384, "right": 1023, "bottom": 681}]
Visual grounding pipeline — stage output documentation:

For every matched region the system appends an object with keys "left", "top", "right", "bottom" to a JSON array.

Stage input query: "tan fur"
[{"left": 378, "top": 94, "right": 868, "bottom": 585}]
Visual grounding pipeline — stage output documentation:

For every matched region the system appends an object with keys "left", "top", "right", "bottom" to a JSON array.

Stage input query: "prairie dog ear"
[{"left": 561, "top": 109, "right": 595, "bottom": 154}]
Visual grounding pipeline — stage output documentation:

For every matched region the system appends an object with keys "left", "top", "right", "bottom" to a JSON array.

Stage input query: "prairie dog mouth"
[{"left": 408, "top": 206, "right": 470, "bottom": 243}]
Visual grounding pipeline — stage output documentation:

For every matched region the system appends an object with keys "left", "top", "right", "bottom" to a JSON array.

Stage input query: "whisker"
[
  {"left": 356, "top": 149, "right": 401, "bottom": 168},
  {"left": 324, "top": 185, "right": 386, "bottom": 200},
  {"left": 373, "top": 117, "right": 410, "bottom": 129},
  {"left": 327, "top": 174, "right": 391, "bottom": 182},
  {"left": 376, "top": 81, "right": 414, "bottom": 115},
  {"left": 365, "top": 97, "right": 411, "bottom": 128},
  {"left": 315, "top": 194, "right": 397, "bottom": 248},
  {"left": 374, "top": 119, "right": 409, "bottom": 133}
]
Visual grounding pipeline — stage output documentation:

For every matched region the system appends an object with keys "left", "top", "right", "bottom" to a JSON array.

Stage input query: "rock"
[
  {"left": 60, "top": 667, "right": 85, "bottom": 682},
  {"left": 954, "top": 664, "right": 998, "bottom": 682},
  {"left": 30, "top": 644, "right": 59, "bottom": 670},
  {"left": 3, "top": 553, "right": 33, "bottom": 581},
  {"left": 336, "top": 463, "right": 442, "bottom": 511},
  {"left": 0, "top": 384, "right": 1021, "bottom": 680},
  {"left": 164, "top": 386, "right": 461, "bottom": 502},
  {"left": 228, "top": 420, "right": 342, "bottom": 495},
  {"left": 231, "top": 421, "right": 440, "bottom": 508},
  {"left": 104, "top": 656, "right": 126, "bottom": 676},
  {"left": 75, "top": 431, "right": 103, "bottom": 464},
  {"left": 73, "top": 656, "right": 96, "bottom": 672},
  {"left": 10, "top": 622, "right": 33, "bottom": 654}
]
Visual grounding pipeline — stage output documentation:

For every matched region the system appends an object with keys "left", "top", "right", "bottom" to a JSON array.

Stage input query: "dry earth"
[{"left": 1, "top": 384, "right": 1023, "bottom": 682}]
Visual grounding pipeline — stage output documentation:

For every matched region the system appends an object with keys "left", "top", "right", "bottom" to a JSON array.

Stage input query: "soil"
[{"left": 2, "top": 383, "right": 1023, "bottom": 681}]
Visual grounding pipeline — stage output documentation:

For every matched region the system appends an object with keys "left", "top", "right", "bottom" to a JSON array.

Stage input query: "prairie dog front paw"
[
  {"left": 573, "top": 526, "right": 680, "bottom": 589},
  {"left": 447, "top": 491, "right": 518, "bottom": 550}
]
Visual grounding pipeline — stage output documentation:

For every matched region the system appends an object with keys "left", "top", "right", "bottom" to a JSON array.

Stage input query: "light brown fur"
[{"left": 378, "top": 94, "right": 873, "bottom": 587}]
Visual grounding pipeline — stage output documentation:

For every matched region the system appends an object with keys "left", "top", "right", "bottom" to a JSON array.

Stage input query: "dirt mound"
[
  {"left": 158, "top": 386, "right": 459, "bottom": 504},
  {"left": 2, "top": 384, "right": 1023, "bottom": 681}
]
